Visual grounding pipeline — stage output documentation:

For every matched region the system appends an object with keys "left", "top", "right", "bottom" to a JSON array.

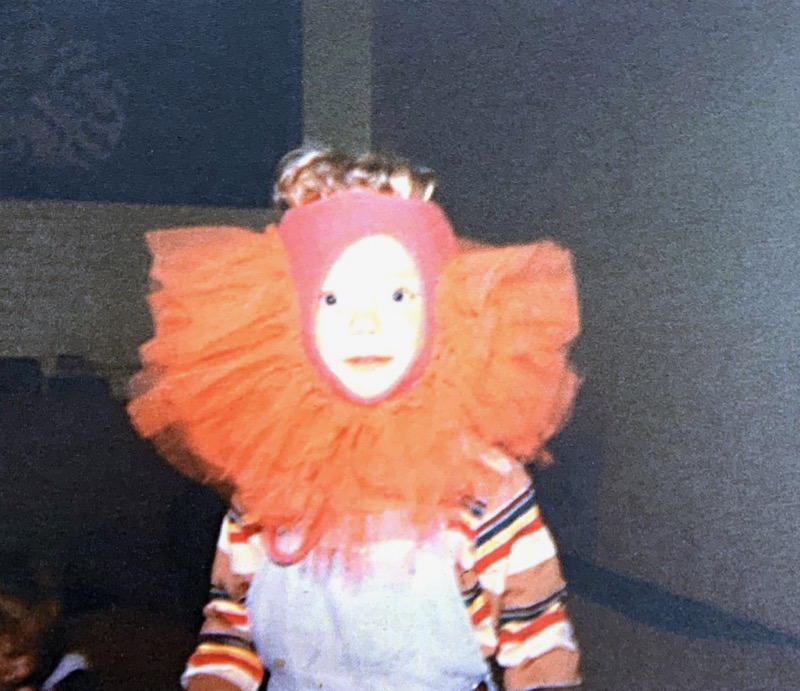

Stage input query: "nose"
[{"left": 349, "top": 303, "right": 380, "bottom": 334}]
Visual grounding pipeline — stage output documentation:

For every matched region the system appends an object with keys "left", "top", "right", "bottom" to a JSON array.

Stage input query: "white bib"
[{"left": 248, "top": 531, "right": 492, "bottom": 690}]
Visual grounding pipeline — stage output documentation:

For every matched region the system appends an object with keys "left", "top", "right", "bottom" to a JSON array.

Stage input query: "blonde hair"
[{"left": 273, "top": 145, "right": 437, "bottom": 209}]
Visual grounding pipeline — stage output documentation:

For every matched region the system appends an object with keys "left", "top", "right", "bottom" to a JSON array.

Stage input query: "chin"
[{"left": 343, "top": 380, "right": 396, "bottom": 401}]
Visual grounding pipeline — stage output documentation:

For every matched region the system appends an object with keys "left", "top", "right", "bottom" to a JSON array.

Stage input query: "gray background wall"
[
  {"left": 0, "top": 201, "right": 275, "bottom": 395},
  {"left": 1, "top": 0, "right": 797, "bottom": 640},
  {"left": 372, "top": 0, "right": 799, "bottom": 636}
]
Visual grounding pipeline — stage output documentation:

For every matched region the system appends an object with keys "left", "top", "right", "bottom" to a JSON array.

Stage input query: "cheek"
[
  {"left": 408, "top": 301, "right": 425, "bottom": 335},
  {"left": 314, "top": 309, "right": 342, "bottom": 353},
  {"left": 389, "top": 303, "right": 424, "bottom": 346}
]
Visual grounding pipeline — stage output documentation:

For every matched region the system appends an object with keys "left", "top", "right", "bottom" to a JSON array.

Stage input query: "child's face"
[{"left": 314, "top": 234, "right": 424, "bottom": 400}]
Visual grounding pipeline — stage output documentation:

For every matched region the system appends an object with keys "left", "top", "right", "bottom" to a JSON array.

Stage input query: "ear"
[{"left": 1, "top": 652, "right": 35, "bottom": 685}]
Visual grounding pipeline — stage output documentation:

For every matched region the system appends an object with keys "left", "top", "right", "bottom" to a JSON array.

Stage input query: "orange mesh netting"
[{"left": 128, "top": 226, "right": 580, "bottom": 564}]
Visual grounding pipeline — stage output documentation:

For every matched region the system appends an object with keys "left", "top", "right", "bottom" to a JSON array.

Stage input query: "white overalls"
[{"left": 248, "top": 531, "right": 494, "bottom": 691}]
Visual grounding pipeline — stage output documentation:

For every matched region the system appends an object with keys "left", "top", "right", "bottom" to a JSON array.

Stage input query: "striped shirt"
[{"left": 182, "top": 466, "right": 581, "bottom": 691}]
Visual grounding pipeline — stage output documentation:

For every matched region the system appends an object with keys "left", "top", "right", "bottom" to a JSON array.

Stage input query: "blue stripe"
[
  {"left": 198, "top": 632, "right": 257, "bottom": 652},
  {"left": 462, "top": 582, "right": 482, "bottom": 607},
  {"left": 498, "top": 588, "right": 568, "bottom": 624},
  {"left": 209, "top": 586, "right": 247, "bottom": 604},
  {"left": 476, "top": 488, "right": 537, "bottom": 547}
]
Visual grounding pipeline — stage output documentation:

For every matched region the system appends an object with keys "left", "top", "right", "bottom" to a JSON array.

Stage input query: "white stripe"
[
  {"left": 496, "top": 620, "right": 578, "bottom": 667},
  {"left": 478, "top": 560, "right": 507, "bottom": 595},
  {"left": 507, "top": 527, "right": 558, "bottom": 576},
  {"left": 182, "top": 662, "right": 261, "bottom": 691},
  {"left": 473, "top": 618, "right": 499, "bottom": 650},
  {"left": 230, "top": 540, "right": 263, "bottom": 574},
  {"left": 477, "top": 529, "right": 557, "bottom": 595}
]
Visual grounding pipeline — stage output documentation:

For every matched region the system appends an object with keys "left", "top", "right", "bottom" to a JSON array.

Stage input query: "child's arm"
[
  {"left": 183, "top": 676, "right": 240, "bottom": 691},
  {"left": 466, "top": 464, "right": 582, "bottom": 690},
  {"left": 182, "top": 509, "right": 265, "bottom": 691}
]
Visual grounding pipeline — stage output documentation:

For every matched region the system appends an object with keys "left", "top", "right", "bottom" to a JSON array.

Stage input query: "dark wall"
[
  {"left": 0, "top": 358, "right": 225, "bottom": 631},
  {"left": 0, "top": 0, "right": 302, "bottom": 207},
  {"left": 373, "top": 0, "right": 800, "bottom": 633}
]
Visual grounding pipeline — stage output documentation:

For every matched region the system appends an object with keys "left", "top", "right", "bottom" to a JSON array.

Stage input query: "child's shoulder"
[
  {"left": 458, "top": 463, "right": 534, "bottom": 531},
  {"left": 478, "top": 463, "right": 534, "bottom": 517}
]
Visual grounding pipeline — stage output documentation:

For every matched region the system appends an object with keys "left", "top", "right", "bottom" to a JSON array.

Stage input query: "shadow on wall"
[
  {"left": 530, "top": 377, "right": 800, "bottom": 650},
  {"left": 0, "top": 355, "right": 225, "bottom": 633},
  {"left": 562, "top": 554, "right": 800, "bottom": 649},
  {"left": 533, "top": 377, "right": 607, "bottom": 561}
]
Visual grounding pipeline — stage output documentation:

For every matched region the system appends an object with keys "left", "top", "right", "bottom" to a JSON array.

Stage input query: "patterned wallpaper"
[{"left": 0, "top": 0, "right": 302, "bottom": 207}]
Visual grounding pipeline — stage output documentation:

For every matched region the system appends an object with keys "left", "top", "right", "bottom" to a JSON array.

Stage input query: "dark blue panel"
[{"left": 0, "top": 0, "right": 302, "bottom": 207}]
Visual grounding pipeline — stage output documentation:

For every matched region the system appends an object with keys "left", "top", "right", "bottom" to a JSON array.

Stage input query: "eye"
[
  {"left": 322, "top": 292, "right": 337, "bottom": 306},
  {"left": 392, "top": 287, "right": 417, "bottom": 303}
]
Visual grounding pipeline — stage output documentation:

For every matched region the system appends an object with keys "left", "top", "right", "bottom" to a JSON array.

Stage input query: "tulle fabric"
[{"left": 128, "top": 226, "right": 579, "bottom": 564}]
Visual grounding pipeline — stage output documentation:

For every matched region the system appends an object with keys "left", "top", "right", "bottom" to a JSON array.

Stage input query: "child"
[
  {"left": 128, "top": 147, "right": 582, "bottom": 690},
  {"left": 0, "top": 552, "right": 96, "bottom": 691}
]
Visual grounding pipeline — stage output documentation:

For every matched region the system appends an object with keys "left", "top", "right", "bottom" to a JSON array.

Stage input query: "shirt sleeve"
[
  {"left": 182, "top": 509, "right": 266, "bottom": 691},
  {"left": 456, "top": 465, "right": 582, "bottom": 691}
]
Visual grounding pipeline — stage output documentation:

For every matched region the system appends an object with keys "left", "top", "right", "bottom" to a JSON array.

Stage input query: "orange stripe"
[
  {"left": 474, "top": 515, "right": 543, "bottom": 573},
  {"left": 188, "top": 650, "right": 263, "bottom": 679},
  {"left": 498, "top": 607, "right": 567, "bottom": 646}
]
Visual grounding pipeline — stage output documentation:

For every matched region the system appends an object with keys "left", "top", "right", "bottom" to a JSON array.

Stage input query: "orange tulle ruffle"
[{"left": 127, "top": 225, "right": 580, "bottom": 563}]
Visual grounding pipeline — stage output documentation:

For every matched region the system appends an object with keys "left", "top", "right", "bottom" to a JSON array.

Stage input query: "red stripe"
[
  {"left": 188, "top": 650, "right": 263, "bottom": 679},
  {"left": 498, "top": 607, "right": 567, "bottom": 646},
  {"left": 214, "top": 606, "right": 249, "bottom": 627},
  {"left": 228, "top": 528, "right": 247, "bottom": 545},
  {"left": 470, "top": 598, "right": 491, "bottom": 626},
  {"left": 474, "top": 515, "right": 543, "bottom": 573},
  {"left": 228, "top": 522, "right": 260, "bottom": 544},
  {"left": 228, "top": 527, "right": 247, "bottom": 544},
  {"left": 447, "top": 518, "right": 476, "bottom": 541},
  {"left": 240, "top": 521, "right": 262, "bottom": 539}
]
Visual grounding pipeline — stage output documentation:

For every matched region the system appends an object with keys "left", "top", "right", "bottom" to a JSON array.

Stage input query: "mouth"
[{"left": 344, "top": 355, "right": 393, "bottom": 368}]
